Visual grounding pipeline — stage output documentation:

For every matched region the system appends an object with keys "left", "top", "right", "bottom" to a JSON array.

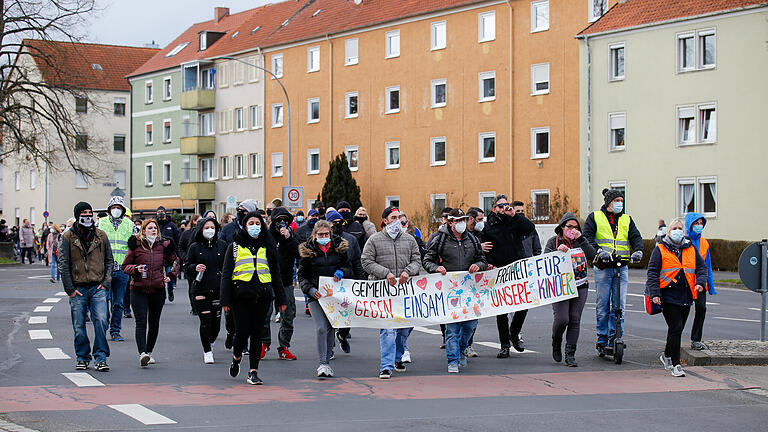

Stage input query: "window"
[
  {"left": 249, "top": 105, "right": 262, "bottom": 129},
  {"left": 202, "top": 68, "right": 215, "bottom": 89},
  {"left": 218, "top": 62, "right": 229, "bottom": 87},
  {"left": 345, "top": 92, "right": 359, "bottom": 118},
  {"left": 220, "top": 156, "right": 231, "bottom": 179},
  {"left": 699, "top": 178, "right": 717, "bottom": 216},
  {"left": 345, "top": 146, "right": 359, "bottom": 171},
  {"left": 531, "top": 63, "right": 549, "bottom": 95},
  {"left": 386, "top": 86, "right": 400, "bottom": 113},
  {"left": 307, "top": 46, "right": 320, "bottom": 72},
  {"left": 271, "top": 54, "right": 283, "bottom": 78},
  {"left": 531, "top": 127, "right": 550, "bottom": 158},
  {"left": 75, "top": 172, "right": 88, "bottom": 188},
  {"left": 431, "top": 194, "right": 447, "bottom": 217},
  {"left": 250, "top": 153, "right": 263, "bottom": 177},
  {"left": 162, "top": 161, "right": 171, "bottom": 185},
  {"left": 14, "top": 171, "right": 20, "bottom": 190},
  {"left": 609, "top": 113, "right": 626, "bottom": 151},
  {"left": 431, "top": 21, "right": 446, "bottom": 50},
  {"left": 235, "top": 154, "right": 246, "bottom": 178},
  {"left": 113, "top": 97, "right": 126, "bottom": 116},
  {"left": 531, "top": 1, "right": 549, "bottom": 32},
  {"left": 201, "top": 158, "right": 216, "bottom": 181},
  {"left": 385, "top": 196, "right": 400, "bottom": 208},
  {"left": 166, "top": 42, "right": 189, "bottom": 57},
  {"left": 610, "top": 43, "right": 625, "bottom": 81},
  {"left": 431, "top": 79, "right": 447, "bottom": 108},
  {"left": 163, "top": 77, "right": 172, "bottom": 100},
  {"left": 163, "top": 119, "right": 171, "bottom": 143},
  {"left": 385, "top": 141, "right": 400, "bottom": 169},
  {"left": 113, "top": 134, "right": 126, "bottom": 152},
  {"left": 247, "top": 56, "right": 260, "bottom": 82},
  {"left": 677, "top": 29, "right": 716, "bottom": 72},
  {"left": 200, "top": 112, "right": 214, "bottom": 135},
  {"left": 144, "top": 163, "right": 153, "bottom": 186},
  {"left": 479, "top": 71, "right": 496, "bottom": 102},
  {"left": 677, "top": 103, "right": 716, "bottom": 145},
  {"left": 531, "top": 189, "right": 550, "bottom": 220},
  {"left": 589, "top": 0, "right": 608, "bottom": 22},
  {"left": 75, "top": 134, "right": 87, "bottom": 151},
  {"left": 478, "top": 132, "right": 496, "bottom": 163},
  {"left": 479, "top": 192, "right": 495, "bottom": 214},
  {"left": 307, "top": 98, "right": 320, "bottom": 123},
  {"left": 478, "top": 11, "right": 496, "bottom": 42},
  {"left": 75, "top": 96, "right": 87, "bottom": 113},
  {"left": 235, "top": 107, "right": 245, "bottom": 131},
  {"left": 308, "top": 149, "right": 320, "bottom": 174},
  {"left": 677, "top": 106, "right": 695, "bottom": 144},
  {"left": 233, "top": 61, "right": 245, "bottom": 85},
  {"left": 199, "top": 32, "right": 207, "bottom": 51},
  {"left": 678, "top": 33, "right": 695, "bottom": 71},
  {"left": 430, "top": 137, "right": 446, "bottom": 166},
  {"left": 345, "top": 38, "right": 359, "bottom": 65},
  {"left": 145, "top": 80, "right": 153, "bottom": 103},
  {"left": 181, "top": 159, "right": 191, "bottom": 183},
  {"left": 271, "top": 152, "right": 283, "bottom": 177},
  {"left": 385, "top": 30, "right": 400, "bottom": 58},
  {"left": 699, "top": 29, "right": 716, "bottom": 68},
  {"left": 699, "top": 104, "right": 716, "bottom": 143},
  {"left": 30, "top": 171, "right": 36, "bottom": 189},
  {"left": 272, "top": 104, "right": 284, "bottom": 127},
  {"left": 145, "top": 121, "right": 153, "bottom": 145},
  {"left": 677, "top": 178, "right": 696, "bottom": 216},
  {"left": 114, "top": 170, "right": 126, "bottom": 190}
]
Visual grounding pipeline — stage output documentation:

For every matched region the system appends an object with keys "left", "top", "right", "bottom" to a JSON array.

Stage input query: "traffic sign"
[
  {"left": 282, "top": 186, "right": 304, "bottom": 209},
  {"left": 43, "top": 211, "right": 49, "bottom": 218},
  {"left": 739, "top": 242, "right": 766, "bottom": 293},
  {"left": 225, "top": 195, "right": 237, "bottom": 210}
]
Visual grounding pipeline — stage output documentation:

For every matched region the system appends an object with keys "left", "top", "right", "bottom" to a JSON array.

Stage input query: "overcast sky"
[{"left": 86, "top": 0, "right": 276, "bottom": 48}]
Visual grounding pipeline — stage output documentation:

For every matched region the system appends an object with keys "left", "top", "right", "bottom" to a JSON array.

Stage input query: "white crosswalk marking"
[
  {"left": 61, "top": 372, "right": 105, "bottom": 387},
  {"left": 413, "top": 326, "right": 442, "bottom": 335},
  {"left": 34, "top": 306, "right": 53, "bottom": 312},
  {"left": 55, "top": 291, "right": 67, "bottom": 296},
  {"left": 28, "top": 329, "right": 52, "bottom": 340},
  {"left": 108, "top": 404, "right": 177, "bottom": 425},
  {"left": 28, "top": 316, "right": 47, "bottom": 324},
  {"left": 38, "top": 348, "right": 71, "bottom": 360},
  {"left": 43, "top": 297, "right": 61, "bottom": 304},
  {"left": 713, "top": 316, "right": 760, "bottom": 323}
]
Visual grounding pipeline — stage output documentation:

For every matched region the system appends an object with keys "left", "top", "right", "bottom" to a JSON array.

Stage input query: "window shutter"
[
  {"left": 610, "top": 114, "right": 625, "bottom": 130},
  {"left": 678, "top": 107, "right": 695, "bottom": 118}
]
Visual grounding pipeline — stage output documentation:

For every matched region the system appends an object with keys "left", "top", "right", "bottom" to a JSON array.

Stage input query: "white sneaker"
[
  {"left": 464, "top": 346, "right": 479, "bottom": 358},
  {"left": 147, "top": 353, "right": 156, "bottom": 364},
  {"left": 401, "top": 350, "right": 412, "bottom": 363},
  {"left": 139, "top": 352, "right": 150, "bottom": 368},
  {"left": 448, "top": 364, "right": 459, "bottom": 374},
  {"left": 204, "top": 351, "right": 214, "bottom": 364},
  {"left": 317, "top": 364, "right": 332, "bottom": 379},
  {"left": 671, "top": 365, "right": 686, "bottom": 377},
  {"left": 325, "top": 364, "right": 335, "bottom": 377},
  {"left": 659, "top": 353, "right": 673, "bottom": 370}
]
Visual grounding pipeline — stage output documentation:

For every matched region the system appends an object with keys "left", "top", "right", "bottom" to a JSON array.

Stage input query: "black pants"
[
  {"left": 131, "top": 290, "right": 165, "bottom": 354},
  {"left": 21, "top": 247, "right": 34, "bottom": 263},
  {"left": 497, "top": 310, "right": 528, "bottom": 348},
  {"left": 690, "top": 290, "right": 706, "bottom": 342},
  {"left": 662, "top": 302, "right": 691, "bottom": 366},
  {"left": 232, "top": 297, "right": 270, "bottom": 371},
  {"left": 552, "top": 285, "right": 589, "bottom": 345},
  {"left": 193, "top": 291, "right": 222, "bottom": 352}
]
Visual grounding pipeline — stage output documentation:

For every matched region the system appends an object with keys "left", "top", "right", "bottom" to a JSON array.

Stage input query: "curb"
[{"left": 682, "top": 343, "right": 768, "bottom": 366}]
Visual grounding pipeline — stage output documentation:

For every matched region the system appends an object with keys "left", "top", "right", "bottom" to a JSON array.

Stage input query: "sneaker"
[
  {"left": 329, "top": 351, "right": 335, "bottom": 361},
  {"left": 147, "top": 354, "right": 156, "bottom": 364},
  {"left": 324, "top": 364, "right": 335, "bottom": 377},
  {"left": 394, "top": 361, "right": 406, "bottom": 372},
  {"left": 275, "top": 312, "right": 281, "bottom": 323},
  {"left": 278, "top": 347, "right": 297, "bottom": 360},
  {"left": 204, "top": 351, "right": 214, "bottom": 364},
  {"left": 448, "top": 364, "right": 459, "bottom": 374},
  {"left": 511, "top": 336, "right": 525, "bottom": 352},
  {"left": 110, "top": 333, "right": 124, "bottom": 342},
  {"left": 139, "top": 352, "right": 150, "bottom": 368},
  {"left": 691, "top": 341, "right": 708, "bottom": 350},
  {"left": 242, "top": 347, "right": 249, "bottom": 356},
  {"left": 459, "top": 355, "right": 468, "bottom": 368},
  {"left": 50, "top": 278, "right": 56, "bottom": 283},
  {"left": 260, "top": 344, "right": 269, "bottom": 359},
  {"left": 247, "top": 371, "right": 263, "bottom": 385},
  {"left": 464, "top": 346, "right": 479, "bottom": 358},
  {"left": 123, "top": 311, "right": 132, "bottom": 319},
  {"left": 439, "top": 343, "right": 446, "bottom": 349},
  {"left": 168, "top": 289, "right": 174, "bottom": 302},
  {"left": 497, "top": 347, "right": 510, "bottom": 358},
  {"left": 671, "top": 365, "right": 686, "bottom": 377},
  {"left": 229, "top": 358, "right": 241, "bottom": 377},
  {"left": 75, "top": 360, "right": 89, "bottom": 370},
  {"left": 379, "top": 369, "right": 392, "bottom": 379},
  {"left": 401, "top": 350, "right": 412, "bottom": 363},
  {"left": 94, "top": 361, "right": 109, "bottom": 372},
  {"left": 317, "top": 365, "right": 329, "bottom": 379},
  {"left": 336, "top": 332, "right": 351, "bottom": 354},
  {"left": 225, "top": 333, "right": 233, "bottom": 349},
  {"left": 305, "top": 305, "right": 311, "bottom": 316},
  {"left": 659, "top": 353, "right": 673, "bottom": 371}
]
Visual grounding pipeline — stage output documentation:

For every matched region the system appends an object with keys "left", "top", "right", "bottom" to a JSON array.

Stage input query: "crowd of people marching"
[{"left": 44, "top": 187, "right": 715, "bottom": 385}]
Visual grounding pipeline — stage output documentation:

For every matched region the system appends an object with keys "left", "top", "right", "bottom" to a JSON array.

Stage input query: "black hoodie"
[
  {"left": 184, "top": 217, "right": 228, "bottom": 295},
  {"left": 269, "top": 207, "right": 301, "bottom": 287},
  {"left": 544, "top": 212, "right": 596, "bottom": 287}
]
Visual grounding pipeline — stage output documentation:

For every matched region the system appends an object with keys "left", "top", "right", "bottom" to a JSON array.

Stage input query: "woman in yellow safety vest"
[
  {"left": 645, "top": 218, "right": 707, "bottom": 378},
  {"left": 220, "top": 210, "right": 287, "bottom": 385}
]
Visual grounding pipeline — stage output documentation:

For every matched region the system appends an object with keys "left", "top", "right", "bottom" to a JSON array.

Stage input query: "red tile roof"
[
  {"left": 22, "top": 40, "right": 158, "bottom": 91},
  {"left": 578, "top": 0, "right": 768, "bottom": 36}
]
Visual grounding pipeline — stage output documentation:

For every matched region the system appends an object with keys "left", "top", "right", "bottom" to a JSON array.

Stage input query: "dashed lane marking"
[
  {"left": 713, "top": 316, "right": 761, "bottom": 323},
  {"left": 748, "top": 307, "right": 764, "bottom": 312},
  {"left": 108, "top": 404, "right": 177, "bottom": 425},
  {"left": 55, "top": 291, "right": 67, "bottom": 296},
  {"left": 33, "top": 306, "right": 53, "bottom": 313},
  {"left": 61, "top": 372, "right": 105, "bottom": 387},
  {"left": 28, "top": 316, "right": 47, "bottom": 324},
  {"left": 43, "top": 297, "right": 61, "bottom": 304},
  {"left": 38, "top": 348, "right": 71, "bottom": 360},
  {"left": 28, "top": 329, "right": 52, "bottom": 340}
]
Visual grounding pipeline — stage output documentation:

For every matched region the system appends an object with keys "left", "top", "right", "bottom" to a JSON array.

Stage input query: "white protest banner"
[{"left": 318, "top": 250, "right": 577, "bottom": 329}]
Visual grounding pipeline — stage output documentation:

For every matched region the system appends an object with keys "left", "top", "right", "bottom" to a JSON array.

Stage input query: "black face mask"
[
  {"left": 332, "top": 222, "right": 343, "bottom": 236},
  {"left": 157, "top": 213, "right": 166, "bottom": 221},
  {"left": 317, "top": 208, "right": 326, "bottom": 217},
  {"left": 266, "top": 209, "right": 273, "bottom": 217},
  {"left": 307, "top": 218, "right": 318, "bottom": 228},
  {"left": 354, "top": 216, "right": 367, "bottom": 224},
  {"left": 339, "top": 210, "right": 352, "bottom": 221}
]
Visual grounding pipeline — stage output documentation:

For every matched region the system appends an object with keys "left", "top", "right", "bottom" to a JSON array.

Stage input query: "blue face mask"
[
  {"left": 612, "top": 202, "right": 624, "bottom": 213},
  {"left": 316, "top": 237, "right": 331, "bottom": 246},
  {"left": 668, "top": 229, "right": 684, "bottom": 243},
  {"left": 691, "top": 225, "right": 704, "bottom": 235},
  {"left": 247, "top": 224, "right": 261, "bottom": 238},
  {"left": 296, "top": 216, "right": 305, "bottom": 223}
]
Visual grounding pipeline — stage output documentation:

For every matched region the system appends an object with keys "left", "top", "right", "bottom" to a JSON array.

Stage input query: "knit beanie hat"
[
  {"left": 325, "top": 210, "right": 344, "bottom": 222},
  {"left": 73, "top": 201, "right": 92, "bottom": 218},
  {"left": 107, "top": 195, "right": 126, "bottom": 211},
  {"left": 602, "top": 188, "right": 625, "bottom": 208}
]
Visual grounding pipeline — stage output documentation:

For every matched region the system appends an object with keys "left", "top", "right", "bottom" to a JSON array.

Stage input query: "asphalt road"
[{"left": 1, "top": 263, "right": 767, "bottom": 431}]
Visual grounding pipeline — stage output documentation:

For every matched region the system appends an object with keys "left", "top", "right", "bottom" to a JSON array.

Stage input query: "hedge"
[{"left": 627, "top": 239, "right": 749, "bottom": 272}]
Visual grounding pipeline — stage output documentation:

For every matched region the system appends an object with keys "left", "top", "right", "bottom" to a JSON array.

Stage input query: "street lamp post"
[{"left": 220, "top": 56, "right": 292, "bottom": 187}]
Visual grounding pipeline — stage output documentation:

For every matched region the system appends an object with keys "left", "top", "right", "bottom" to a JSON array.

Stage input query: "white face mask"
[
  {"left": 202, "top": 228, "right": 215, "bottom": 240},
  {"left": 454, "top": 221, "right": 467, "bottom": 234},
  {"left": 385, "top": 220, "right": 401, "bottom": 239},
  {"left": 146, "top": 235, "right": 157, "bottom": 244},
  {"left": 474, "top": 221, "right": 485, "bottom": 232},
  {"left": 110, "top": 208, "right": 122, "bottom": 219}
]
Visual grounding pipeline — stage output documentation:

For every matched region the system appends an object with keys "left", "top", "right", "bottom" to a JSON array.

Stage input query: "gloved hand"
[
  {"left": 597, "top": 250, "right": 612, "bottom": 263},
  {"left": 630, "top": 250, "right": 643, "bottom": 264}
]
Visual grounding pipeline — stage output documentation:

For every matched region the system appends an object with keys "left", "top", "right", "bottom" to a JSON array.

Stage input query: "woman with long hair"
[{"left": 47, "top": 223, "right": 62, "bottom": 283}]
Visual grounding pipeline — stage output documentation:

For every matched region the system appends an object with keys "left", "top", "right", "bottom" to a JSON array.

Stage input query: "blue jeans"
[
  {"left": 594, "top": 266, "right": 628, "bottom": 345},
  {"left": 50, "top": 258, "right": 60, "bottom": 280},
  {"left": 109, "top": 270, "right": 129, "bottom": 335},
  {"left": 446, "top": 320, "right": 477, "bottom": 366},
  {"left": 379, "top": 328, "right": 412, "bottom": 372},
  {"left": 69, "top": 285, "right": 110, "bottom": 363}
]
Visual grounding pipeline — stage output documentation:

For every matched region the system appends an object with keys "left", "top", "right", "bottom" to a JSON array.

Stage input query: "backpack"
[{"left": 434, "top": 230, "right": 481, "bottom": 263}]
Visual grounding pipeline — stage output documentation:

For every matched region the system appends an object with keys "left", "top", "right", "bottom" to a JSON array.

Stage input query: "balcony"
[
  {"left": 180, "top": 135, "right": 215, "bottom": 155},
  {"left": 180, "top": 89, "right": 215, "bottom": 110},
  {"left": 180, "top": 182, "right": 215, "bottom": 201}
]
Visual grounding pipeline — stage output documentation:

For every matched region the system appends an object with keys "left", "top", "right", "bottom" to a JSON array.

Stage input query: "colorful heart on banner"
[
  {"left": 474, "top": 273, "right": 483, "bottom": 283},
  {"left": 416, "top": 278, "right": 428, "bottom": 290},
  {"left": 435, "top": 281, "right": 442, "bottom": 290}
]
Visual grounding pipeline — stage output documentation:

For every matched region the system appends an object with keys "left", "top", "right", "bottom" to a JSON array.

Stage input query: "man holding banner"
[
  {"left": 423, "top": 208, "right": 488, "bottom": 374},
  {"left": 361, "top": 206, "right": 422, "bottom": 379}
]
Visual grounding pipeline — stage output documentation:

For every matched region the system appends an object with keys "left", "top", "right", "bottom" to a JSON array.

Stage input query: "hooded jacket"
[
  {"left": 297, "top": 235, "right": 352, "bottom": 301},
  {"left": 544, "top": 212, "right": 596, "bottom": 287},
  {"left": 184, "top": 217, "right": 228, "bottom": 295},
  {"left": 269, "top": 207, "right": 301, "bottom": 287},
  {"left": 646, "top": 234, "right": 707, "bottom": 306},
  {"left": 685, "top": 212, "right": 715, "bottom": 295},
  {"left": 423, "top": 224, "right": 487, "bottom": 273},
  {"left": 122, "top": 235, "right": 179, "bottom": 294},
  {"left": 479, "top": 211, "right": 536, "bottom": 267}
]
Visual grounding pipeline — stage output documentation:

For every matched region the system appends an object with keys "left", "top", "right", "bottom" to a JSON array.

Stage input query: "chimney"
[{"left": 215, "top": 7, "right": 230, "bottom": 22}]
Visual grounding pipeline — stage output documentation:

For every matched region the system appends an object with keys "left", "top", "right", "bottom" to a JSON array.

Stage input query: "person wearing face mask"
[
  {"left": 184, "top": 217, "right": 227, "bottom": 364},
  {"left": 646, "top": 218, "right": 706, "bottom": 377},
  {"left": 296, "top": 209, "right": 320, "bottom": 245},
  {"left": 313, "top": 201, "right": 327, "bottom": 220},
  {"left": 294, "top": 210, "right": 306, "bottom": 228},
  {"left": 220, "top": 200, "right": 259, "bottom": 244},
  {"left": 355, "top": 207, "right": 377, "bottom": 240},
  {"left": 583, "top": 188, "right": 644, "bottom": 353},
  {"left": 544, "top": 213, "right": 596, "bottom": 366},
  {"left": 47, "top": 223, "right": 62, "bottom": 283},
  {"left": 97, "top": 196, "right": 135, "bottom": 342},
  {"left": 511, "top": 201, "right": 542, "bottom": 259},
  {"left": 361, "top": 206, "right": 421, "bottom": 379},
  {"left": 398, "top": 213, "right": 425, "bottom": 259},
  {"left": 154, "top": 206, "right": 180, "bottom": 302},
  {"left": 19, "top": 218, "right": 35, "bottom": 264},
  {"left": 336, "top": 201, "right": 366, "bottom": 251},
  {"left": 684, "top": 212, "right": 716, "bottom": 351},
  {"left": 59, "top": 201, "right": 114, "bottom": 372}
]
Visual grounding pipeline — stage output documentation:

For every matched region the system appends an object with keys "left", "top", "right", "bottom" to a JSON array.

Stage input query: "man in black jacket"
[
  {"left": 479, "top": 194, "right": 536, "bottom": 358},
  {"left": 337, "top": 201, "right": 366, "bottom": 251}
]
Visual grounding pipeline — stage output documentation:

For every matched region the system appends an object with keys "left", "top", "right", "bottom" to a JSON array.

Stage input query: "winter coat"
[
  {"left": 423, "top": 224, "right": 487, "bottom": 273},
  {"left": 295, "top": 220, "right": 315, "bottom": 244},
  {"left": 544, "top": 212, "right": 596, "bottom": 287},
  {"left": 646, "top": 236, "right": 707, "bottom": 307},
  {"left": 58, "top": 225, "right": 113, "bottom": 295},
  {"left": 361, "top": 219, "right": 377, "bottom": 240},
  {"left": 46, "top": 230, "right": 61, "bottom": 262},
  {"left": 685, "top": 212, "right": 716, "bottom": 295},
  {"left": 178, "top": 227, "right": 196, "bottom": 268},
  {"left": 157, "top": 218, "right": 181, "bottom": 250},
  {"left": 122, "top": 236, "right": 179, "bottom": 294},
  {"left": 521, "top": 229, "right": 542, "bottom": 258},
  {"left": 361, "top": 230, "right": 422, "bottom": 280},
  {"left": 342, "top": 220, "right": 366, "bottom": 251},
  {"left": 340, "top": 231, "right": 366, "bottom": 279},
  {"left": 269, "top": 208, "right": 301, "bottom": 287},
  {"left": 479, "top": 211, "right": 536, "bottom": 267},
  {"left": 297, "top": 236, "right": 351, "bottom": 302},
  {"left": 184, "top": 217, "right": 227, "bottom": 295},
  {"left": 20, "top": 225, "right": 35, "bottom": 248},
  {"left": 582, "top": 207, "right": 644, "bottom": 265},
  {"left": 220, "top": 220, "right": 239, "bottom": 244}
]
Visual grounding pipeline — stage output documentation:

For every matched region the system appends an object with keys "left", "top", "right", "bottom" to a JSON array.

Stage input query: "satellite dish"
[{"left": 354, "top": 0, "right": 362, "bottom": 5}]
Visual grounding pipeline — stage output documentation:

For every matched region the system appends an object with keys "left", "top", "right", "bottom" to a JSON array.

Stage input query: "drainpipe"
[
  {"left": 326, "top": 34, "right": 333, "bottom": 163},
  {"left": 505, "top": 0, "right": 514, "bottom": 199},
  {"left": 585, "top": 35, "right": 592, "bottom": 213}
]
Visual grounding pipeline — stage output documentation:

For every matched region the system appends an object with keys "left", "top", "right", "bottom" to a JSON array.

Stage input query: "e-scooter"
[{"left": 594, "top": 255, "right": 629, "bottom": 364}]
